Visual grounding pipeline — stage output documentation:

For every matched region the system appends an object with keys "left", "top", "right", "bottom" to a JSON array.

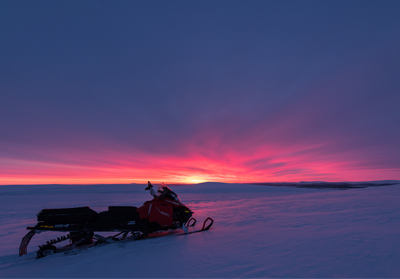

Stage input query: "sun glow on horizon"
[
  {"left": 1, "top": 149, "right": 400, "bottom": 185},
  {"left": 182, "top": 176, "right": 207, "bottom": 184}
]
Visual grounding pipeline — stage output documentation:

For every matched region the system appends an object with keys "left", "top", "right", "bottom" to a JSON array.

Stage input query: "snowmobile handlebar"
[{"left": 145, "top": 181, "right": 153, "bottom": 191}]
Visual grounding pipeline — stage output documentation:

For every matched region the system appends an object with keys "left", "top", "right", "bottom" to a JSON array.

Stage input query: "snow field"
[{"left": 0, "top": 182, "right": 399, "bottom": 277}]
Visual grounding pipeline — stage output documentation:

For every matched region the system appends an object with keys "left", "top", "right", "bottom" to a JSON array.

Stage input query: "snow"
[{"left": 1, "top": 182, "right": 400, "bottom": 278}]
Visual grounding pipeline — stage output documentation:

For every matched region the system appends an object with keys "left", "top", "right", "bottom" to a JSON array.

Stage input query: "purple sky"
[{"left": 1, "top": 0, "right": 400, "bottom": 184}]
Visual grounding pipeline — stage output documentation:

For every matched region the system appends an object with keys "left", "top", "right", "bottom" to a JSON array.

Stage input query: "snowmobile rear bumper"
[{"left": 19, "top": 230, "right": 36, "bottom": 256}]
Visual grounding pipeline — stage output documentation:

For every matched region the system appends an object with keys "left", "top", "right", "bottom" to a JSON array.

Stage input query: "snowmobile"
[{"left": 19, "top": 182, "right": 213, "bottom": 258}]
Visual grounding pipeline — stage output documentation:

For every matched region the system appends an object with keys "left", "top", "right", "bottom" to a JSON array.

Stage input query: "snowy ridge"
[
  {"left": 253, "top": 180, "right": 400, "bottom": 189},
  {"left": 1, "top": 182, "right": 400, "bottom": 277}
]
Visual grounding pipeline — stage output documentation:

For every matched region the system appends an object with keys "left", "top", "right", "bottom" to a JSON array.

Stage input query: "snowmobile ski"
[{"left": 181, "top": 217, "right": 214, "bottom": 235}]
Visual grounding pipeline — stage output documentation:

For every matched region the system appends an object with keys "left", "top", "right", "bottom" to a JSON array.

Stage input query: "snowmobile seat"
[
  {"left": 96, "top": 206, "right": 139, "bottom": 222},
  {"left": 108, "top": 206, "right": 138, "bottom": 216},
  {"left": 37, "top": 206, "right": 98, "bottom": 224}
]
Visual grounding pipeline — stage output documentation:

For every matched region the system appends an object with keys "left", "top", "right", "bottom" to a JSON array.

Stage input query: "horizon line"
[{"left": 1, "top": 179, "right": 400, "bottom": 187}]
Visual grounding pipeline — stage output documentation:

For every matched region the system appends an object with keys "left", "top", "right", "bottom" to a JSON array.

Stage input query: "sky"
[{"left": 1, "top": 0, "right": 400, "bottom": 185}]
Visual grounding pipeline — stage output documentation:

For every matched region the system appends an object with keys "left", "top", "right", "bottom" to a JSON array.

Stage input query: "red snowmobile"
[{"left": 19, "top": 182, "right": 213, "bottom": 258}]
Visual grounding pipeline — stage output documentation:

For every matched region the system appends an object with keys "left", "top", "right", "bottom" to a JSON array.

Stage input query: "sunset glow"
[{"left": 1, "top": 143, "right": 399, "bottom": 185}]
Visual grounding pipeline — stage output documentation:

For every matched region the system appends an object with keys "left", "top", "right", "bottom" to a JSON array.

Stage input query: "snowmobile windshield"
[{"left": 158, "top": 184, "right": 181, "bottom": 202}]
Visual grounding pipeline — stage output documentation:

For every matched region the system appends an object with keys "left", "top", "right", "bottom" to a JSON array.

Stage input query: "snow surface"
[{"left": 1, "top": 182, "right": 400, "bottom": 278}]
